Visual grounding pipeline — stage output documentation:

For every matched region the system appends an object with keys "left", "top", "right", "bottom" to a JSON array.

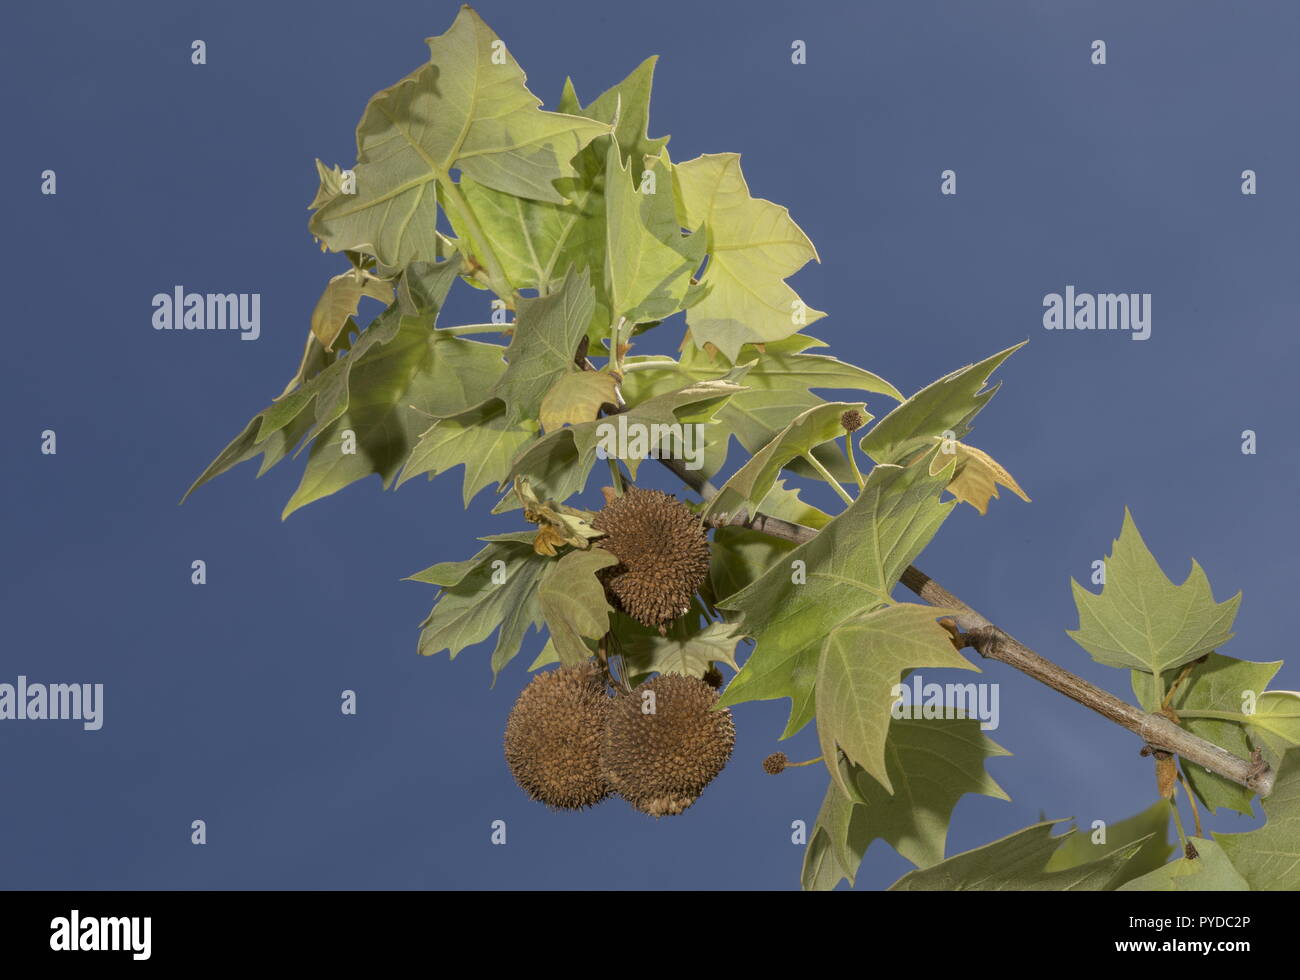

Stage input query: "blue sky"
[{"left": 3, "top": 0, "right": 1297, "bottom": 889}]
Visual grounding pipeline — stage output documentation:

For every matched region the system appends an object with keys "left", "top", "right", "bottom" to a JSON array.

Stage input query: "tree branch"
[{"left": 654, "top": 454, "right": 1276, "bottom": 798}]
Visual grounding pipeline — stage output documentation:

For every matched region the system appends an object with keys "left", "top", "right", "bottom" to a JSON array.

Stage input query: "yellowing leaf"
[
  {"left": 515, "top": 476, "right": 601, "bottom": 552},
  {"left": 532, "top": 525, "right": 567, "bottom": 556},
  {"left": 539, "top": 370, "right": 620, "bottom": 432},
  {"left": 928, "top": 439, "right": 1030, "bottom": 515}
]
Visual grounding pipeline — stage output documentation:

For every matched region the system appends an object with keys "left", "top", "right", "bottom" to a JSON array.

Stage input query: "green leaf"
[
  {"left": 801, "top": 780, "right": 861, "bottom": 891},
  {"left": 308, "top": 6, "right": 608, "bottom": 267},
  {"left": 674, "top": 153, "right": 825, "bottom": 361},
  {"left": 1249, "top": 691, "right": 1300, "bottom": 764},
  {"left": 622, "top": 336, "right": 900, "bottom": 485},
  {"left": 564, "top": 56, "right": 668, "bottom": 176},
  {"left": 1133, "top": 653, "right": 1279, "bottom": 815},
  {"left": 537, "top": 549, "right": 619, "bottom": 665},
  {"left": 1044, "top": 800, "right": 1174, "bottom": 889},
  {"left": 1214, "top": 747, "right": 1300, "bottom": 890},
  {"left": 702, "top": 401, "right": 868, "bottom": 522},
  {"left": 889, "top": 819, "right": 1147, "bottom": 891},
  {"left": 408, "top": 534, "right": 548, "bottom": 680},
  {"left": 1118, "top": 752, "right": 1300, "bottom": 891},
  {"left": 310, "top": 269, "right": 393, "bottom": 351},
  {"left": 1117, "top": 837, "right": 1251, "bottom": 891},
  {"left": 816, "top": 604, "right": 977, "bottom": 796},
  {"left": 395, "top": 398, "right": 535, "bottom": 506},
  {"left": 459, "top": 56, "right": 666, "bottom": 314},
  {"left": 184, "top": 261, "right": 465, "bottom": 504},
  {"left": 621, "top": 620, "right": 743, "bottom": 685},
  {"left": 527, "top": 638, "right": 561, "bottom": 672},
  {"left": 704, "top": 480, "right": 829, "bottom": 605},
  {"left": 1068, "top": 509, "right": 1240, "bottom": 675},
  {"left": 843, "top": 717, "right": 1010, "bottom": 871},
  {"left": 282, "top": 323, "right": 509, "bottom": 517},
  {"left": 747, "top": 479, "right": 833, "bottom": 530},
  {"left": 604, "top": 145, "right": 702, "bottom": 325},
  {"left": 717, "top": 459, "right": 956, "bottom": 736},
  {"left": 492, "top": 266, "right": 595, "bottom": 425},
  {"left": 860, "top": 342, "right": 1024, "bottom": 466},
  {"left": 504, "top": 371, "right": 746, "bottom": 507}
]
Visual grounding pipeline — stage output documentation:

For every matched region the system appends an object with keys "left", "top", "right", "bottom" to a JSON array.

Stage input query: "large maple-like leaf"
[
  {"left": 282, "top": 323, "right": 509, "bottom": 517},
  {"left": 673, "top": 153, "right": 825, "bottom": 361},
  {"left": 717, "top": 458, "right": 956, "bottom": 737},
  {"left": 816, "top": 604, "right": 977, "bottom": 796},
  {"left": 308, "top": 6, "right": 608, "bottom": 267},
  {"left": 802, "top": 717, "right": 1009, "bottom": 889},
  {"left": 184, "top": 260, "right": 467, "bottom": 506},
  {"left": 1068, "top": 509, "right": 1240, "bottom": 676},
  {"left": 460, "top": 56, "right": 670, "bottom": 329}
]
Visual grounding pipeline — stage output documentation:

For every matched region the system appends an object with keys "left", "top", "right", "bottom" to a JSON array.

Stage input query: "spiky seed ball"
[
  {"left": 840, "top": 408, "right": 865, "bottom": 433},
  {"left": 592, "top": 487, "right": 711, "bottom": 633},
  {"left": 504, "top": 662, "right": 611, "bottom": 810},
  {"left": 762, "top": 752, "right": 788, "bottom": 775},
  {"left": 601, "top": 673, "right": 735, "bottom": 817}
]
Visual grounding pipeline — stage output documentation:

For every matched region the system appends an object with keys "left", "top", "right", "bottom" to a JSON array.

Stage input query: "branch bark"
[{"left": 654, "top": 455, "right": 1276, "bottom": 798}]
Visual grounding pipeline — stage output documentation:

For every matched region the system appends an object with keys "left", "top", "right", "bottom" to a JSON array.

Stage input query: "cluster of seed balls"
[
  {"left": 503, "top": 488, "right": 735, "bottom": 816},
  {"left": 504, "top": 663, "right": 735, "bottom": 816}
]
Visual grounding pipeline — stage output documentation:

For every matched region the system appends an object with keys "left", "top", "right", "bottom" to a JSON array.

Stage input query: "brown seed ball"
[
  {"left": 763, "top": 752, "right": 788, "bottom": 775},
  {"left": 504, "top": 662, "right": 611, "bottom": 810},
  {"left": 592, "top": 487, "right": 711, "bottom": 633},
  {"left": 840, "top": 409, "right": 865, "bottom": 433},
  {"left": 601, "top": 673, "right": 735, "bottom": 817}
]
